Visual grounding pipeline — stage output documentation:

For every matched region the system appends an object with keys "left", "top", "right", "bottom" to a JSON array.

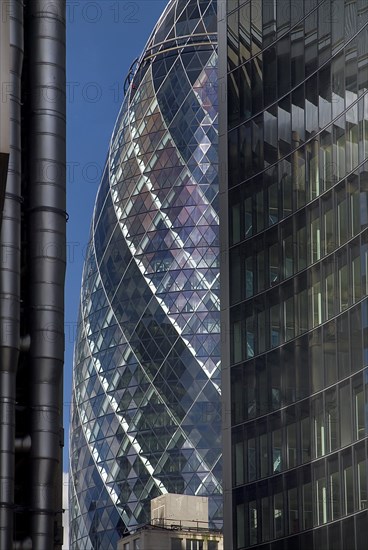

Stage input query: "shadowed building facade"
[
  {"left": 69, "top": 1, "right": 221, "bottom": 548},
  {"left": 219, "top": 0, "right": 368, "bottom": 548}
]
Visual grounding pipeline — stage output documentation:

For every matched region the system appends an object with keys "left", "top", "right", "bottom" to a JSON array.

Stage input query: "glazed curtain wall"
[{"left": 226, "top": 0, "right": 368, "bottom": 548}]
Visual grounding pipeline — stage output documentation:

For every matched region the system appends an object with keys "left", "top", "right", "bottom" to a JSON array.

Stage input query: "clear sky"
[{"left": 65, "top": 0, "right": 168, "bottom": 473}]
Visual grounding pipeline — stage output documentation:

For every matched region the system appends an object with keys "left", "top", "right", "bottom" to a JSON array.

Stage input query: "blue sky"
[{"left": 65, "top": 0, "right": 167, "bottom": 471}]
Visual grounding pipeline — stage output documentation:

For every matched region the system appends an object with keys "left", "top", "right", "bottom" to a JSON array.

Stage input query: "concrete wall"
[
  {"left": 151, "top": 494, "right": 209, "bottom": 528},
  {"left": 117, "top": 529, "right": 224, "bottom": 550}
]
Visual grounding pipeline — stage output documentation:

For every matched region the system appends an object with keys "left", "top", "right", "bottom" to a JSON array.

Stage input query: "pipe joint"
[
  {"left": 14, "top": 537, "right": 32, "bottom": 550},
  {"left": 15, "top": 435, "right": 31, "bottom": 453},
  {"left": 20, "top": 335, "right": 31, "bottom": 353}
]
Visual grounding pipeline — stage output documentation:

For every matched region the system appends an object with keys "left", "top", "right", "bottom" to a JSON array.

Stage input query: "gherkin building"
[{"left": 69, "top": 1, "right": 221, "bottom": 548}]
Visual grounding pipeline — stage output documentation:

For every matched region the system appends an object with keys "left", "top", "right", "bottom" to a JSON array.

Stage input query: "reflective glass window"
[
  {"left": 312, "top": 393, "right": 325, "bottom": 457},
  {"left": 328, "top": 456, "right": 340, "bottom": 521},
  {"left": 318, "top": 1, "right": 331, "bottom": 65},
  {"left": 337, "top": 184, "right": 348, "bottom": 246},
  {"left": 244, "top": 196, "right": 253, "bottom": 238},
  {"left": 272, "top": 429, "right": 282, "bottom": 474},
  {"left": 251, "top": 57, "right": 263, "bottom": 115},
  {"left": 334, "top": 119, "right": 346, "bottom": 181},
  {"left": 274, "top": 489, "right": 284, "bottom": 538},
  {"left": 288, "top": 485, "right": 298, "bottom": 534},
  {"left": 268, "top": 182, "right": 278, "bottom": 226},
  {"left": 286, "top": 419, "right": 297, "bottom": 469},
  {"left": 342, "top": 516, "right": 355, "bottom": 550},
  {"left": 245, "top": 254, "right": 253, "bottom": 298},
  {"left": 296, "top": 224, "right": 307, "bottom": 272},
  {"left": 262, "top": 0, "right": 276, "bottom": 47},
  {"left": 230, "top": 248, "right": 241, "bottom": 304},
  {"left": 329, "top": 523, "right": 341, "bottom": 550},
  {"left": 228, "top": 10, "right": 239, "bottom": 70},
  {"left": 310, "top": 268, "right": 322, "bottom": 328},
  {"left": 277, "top": 37, "right": 290, "bottom": 97},
  {"left": 350, "top": 305, "right": 363, "bottom": 372},
  {"left": 257, "top": 307, "right": 266, "bottom": 355},
  {"left": 233, "top": 429, "right": 245, "bottom": 486},
  {"left": 355, "top": 444, "right": 367, "bottom": 511},
  {"left": 278, "top": 98, "right": 291, "bottom": 157},
  {"left": 306, "top": 138, "right": 319, "bottom": 200},
  {"left": 353, "top": 376, "right": 365, "bottom": 440},
  {"left": 248, "top": 431, "right": 256, "bottom": 482},
  {"left": 263, "top": 47, "right": 277, "bottom": 107},
  {"left": 296, "top": 285, "right": 308, "bottom": 336},
  {"left": 322, "top": 195, "right": 334, "bottom": 255},
  {"left": 310, "top": 328, "right": 323, "bottom": 393},
  {"left": 314, "top": 461, "right": 327, "bottom": 525},
  {"left": 259, "top": 422, "right": 269, "bottom": 478},
  {"left": 319, "top": 64, "right": 332, "bottom": 129},
  {"left": 270, "top": 303, "right": 280, "bottom": 348},
  {"left": 337, "top": 313, "right": 350, "bottom": 379},
  {"left": 236, "top": 501, "right": 245, "bottom": 549},
  {"left": 255, "top": 189, "right": 264, "bottom": 232},
  {"left": 239, "top": 63, "right": 252, "bottom": 121},
  {"left": 232, "top": 366, "right": 243, "bottom": 424},
  {"left": 261, "top": 487, "right": 270, "bottom": 542},
  {"left": 310, "top": 213, "right": 321, "bottom": 264},
  {"left": 228, "top": 70, "right": 240, "bottom": 128},
  {"left": 249, "top": 499, "right": 257, "bottom": 545},
  {"left": 346, "top": 115, "right": 359, "bottom": 174},
  {"left": 269, "top": 242, "right": 279, "bottom": 286},
  {"left": 352, "top": 249, "right": 362, "bottom": 304},
  {"left": 356, "top": 511, "right": 368, "bottom": 550},
  {"left": 230, "top": 198, "right": 241, "bottom": 244},
  {"left": 251, "top": 0, "right": 262, "bottom": 56},
  {"left": 326, "top": 388, "right": 338, "bottom": 453},
  {"left": 324, "top": 320, "right": 337, "bottom": 386},
  {"left": 340, "top": 383, "right": 352, "bottom": 448},
  {"left": 232, "top": 318, "right": 243, "bottom": 363},
  {"left": 305, "top": 9, "right": 318, "bottom": 77},
  {"left": 320, "top": 129, "right": 333, "bottom": 190},
  {"left": 342, "top": 451, "right": 354, "bottom": 515},
  {"left": 239, "top": 2, "right": 251, "bottom": 64},
  {"left": 324, "top": 264, "right": 335, "bottom": 321},
  {"left": 349, "top": 176, "right": 360, "bottom": 237},
  {"left": 246, "top": 313, "right": 255, "bottom": 358},
  {"left": 302, "top": 476, "right": 313, "bottom": 529},
  {"left": 186, "top": 539, "right": 203, "bottom": 550},
  {"left": 291, "top": 24, "right": 304, "bottom": 88},
  {"left": 283, "top": 227, "right": 294, "bottom": 279},
  {"left": 331, "top": 52, "right": 345, "bottom": 118}
]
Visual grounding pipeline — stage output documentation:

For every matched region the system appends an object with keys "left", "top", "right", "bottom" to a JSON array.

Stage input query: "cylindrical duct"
[
  {"left": 26, "top": 1, "right": 66, "bottom": 548},
  {"left": 0, "top": 1, "right": 23, "bottom": 548},
  {"left": 14, "top": 538, "right": 32, "bottom": 550}
]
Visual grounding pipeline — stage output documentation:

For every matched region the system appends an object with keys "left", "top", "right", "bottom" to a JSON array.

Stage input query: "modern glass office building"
[
  {"left": 220, "top": 0, "right": 368, "bottom": 548},
  {"left": 69, "top": 1, "right": 221, "bottom": 548}
]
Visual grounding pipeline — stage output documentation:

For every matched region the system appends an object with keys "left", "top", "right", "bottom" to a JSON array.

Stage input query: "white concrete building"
[{"left": 117, "top": 495, "right": 223, "bottom": 550}]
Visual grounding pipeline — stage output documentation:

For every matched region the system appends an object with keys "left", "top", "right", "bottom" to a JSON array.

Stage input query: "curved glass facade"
[
  {"left": 69, "top": 1, "right": 221, "bottom": 549},
  {"left": 221, "top": 0, "right": 368, "bottom": 548}
]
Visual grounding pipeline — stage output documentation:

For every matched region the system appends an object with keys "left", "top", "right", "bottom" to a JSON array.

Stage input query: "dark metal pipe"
[
  {"left": 14, "top": 538, "right": 32, "bottom": 550},
  {"left": 0, "top": 2, "right": 23, "bottom": 548},
  {"left": 26, "top": 1, "right": 66, "bottom": 548},
  {"left": 15, "top": 435, "right": 31, "bottom": 453},
  {"left": 20, "top": 334, "right": 31, "bottom": 353}
]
